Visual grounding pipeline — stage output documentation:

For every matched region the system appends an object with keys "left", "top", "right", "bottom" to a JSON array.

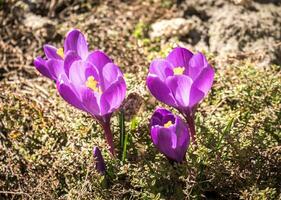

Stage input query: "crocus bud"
[
  {"left": 93, "top": 147, "right": 106, "bottom": 175},
  {"left": 150, "top": 108, "right": 190, "bottom": 162}
]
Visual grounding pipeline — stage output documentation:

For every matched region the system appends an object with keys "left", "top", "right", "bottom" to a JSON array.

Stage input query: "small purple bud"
[{"left": 93, "top": 146, "right": 106, "bottom": 175}]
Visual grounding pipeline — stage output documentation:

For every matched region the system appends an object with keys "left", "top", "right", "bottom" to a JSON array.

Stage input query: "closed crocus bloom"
[
  {"left": 150, "top": 108, "right": 190, "bottom": 163},
  {"left": 93, "top": 146, "right": 106, "bottom": 175},
  {"left": 147, "top": 47, "right": 214, "bottom": 143},
  {"left": 34, "top": 29, "right": 126, "bottom": 156}
]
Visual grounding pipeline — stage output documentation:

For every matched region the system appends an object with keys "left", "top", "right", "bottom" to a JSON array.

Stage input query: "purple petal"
[
  {"left": 43, "top": 44, "right": 62, "bottom": 60},
  {"left": 174, "top": 117, "right": 190, "bottom": 148},
  {"left": 64, "top": 51, "right": 81, "bottom": 77},
  {"left": 151, "top": 127, "right": 177, "bottom": 161},
  {"left": 56, "top": 74, "right": 85, "bottom": 110},
  {"left": 86, "top": 50, "right": 112, "bottom": 73},
  {"left": 100, "top": 77, "right": 126, "bottom": 115},
  {"left": 64, "top": 29, "right": 88, "bottom": 60},
  {"left": 81, "top": 88, "right": 101, "bottom": 116},
  {"left": 193, "top": 66, "right": 215, "bottom": 95},
  {"left": 150, "top": 108, "right": 173, "bottom": 127},
  {"left": 166, "top": 47, "right": 193, "bottom": 69},
  {"left": 188, "top": 52, "right": 208, "bottom": 80},
  {"left": 146, "top": 75, "right": 177, "bottom": 107},
  {"left": 166, "top": 75, "right": 193, "bottom": 108},
  {"left": 189, "top": 85, "right": 205, "bottom": 107},
  {"left": 149, "top": 59, "right": 173, "bottom": 81},
  {"left": 69, "top": 60, "right": 97, "bottom": 86},
  {"left": 33, "top": 56, "right": 53, "bottom": 79},
  {"left": 47, "top": 59, "right": 64, "bottom": 81},
  {"left": 101, "top": 63, "right": 122, "bottom": 91}
]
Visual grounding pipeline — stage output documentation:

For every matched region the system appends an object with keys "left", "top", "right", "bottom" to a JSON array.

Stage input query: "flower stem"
[
  {"left": 179, "top": 109, "right": 197, "bottom": 144},
  {"left": 186, "top": 116, "right": 196, "bottom": 144},
  {"left": 101, "top": 120, "right": 116, "bottom": 157}
]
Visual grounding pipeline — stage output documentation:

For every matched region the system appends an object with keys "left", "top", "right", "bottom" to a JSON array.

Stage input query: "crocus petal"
[
  {"left": 47, "top": 59, "right": 64, "bottom": 81},
  {"left": 64, "top": 51, "right": 81, "bottom": 77},
  {"left": 166, "top": 47, "right": 193, "bottom": 69},
  {"left": 82, "top": 88, "right": 101, "bottom": 116},
  {"left": 166, "top": 75, "right": 193, "bottom": 108},
  {"left": 101, "top": 62, "right": 122, "bottom": 91},
  {"left": 189, "top": 85, "right": 205, "bottom": 107},
  {"left": 100, "top": 77, "right": 126, "bottom": 115},
  {"left": 193, "top": 66, "right": 215, "bottom": 95},
  {"left": 146, "top": 75, "right": 177, "bottom": 107},
  {"left": 174, "top": 117, "right": 190, "bottom": 148},
  {"left": 188, "top": 52, "right": 208, "bottom": 80},
  {"left": 150, "top": 108, "right": 173, "bottom": 127},
  {"left": 56, "top": 74, "right": 85, "bottom": 110},
  {"left": 151, "top": 127, "right": 177, "bottom": 161},
  {"left": 86, "top": 50, "right": 112, "bottom": 73},
  {"left": 43, "top": 44, "right": 62, "bottom": 60},
  {"left": 149, "top": 59, "right": 173, "bottom": 81},
  {"left": 69, "top": 60, "right": 96, "bottom": 86},
  {"left": 33, "top": 57, "right": 53, "bottom": 79},
  {"left": 64, "top": 29, "right": 88, "bottom": 60}
]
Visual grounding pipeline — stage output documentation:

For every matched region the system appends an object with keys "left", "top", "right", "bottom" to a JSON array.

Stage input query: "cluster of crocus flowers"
[
  {"left": 34, "top": 29, "right": 126, "bottom": 156},
  {"left": 147, "top": 47, "right": 214, "bottom": 162}
]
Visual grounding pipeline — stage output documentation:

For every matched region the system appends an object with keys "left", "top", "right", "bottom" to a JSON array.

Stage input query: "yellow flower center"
[
  {"left": 86, "top": 76, "right": 102, "bottom": 94},
  {"left": 56, "top": 48, "right": 64, "bottom": 58},
  {"left": 173, "top": 67, "right": 185, "bottom": 75},
  {"left": 164, "top": 120, "right": 173, "bottom": 128}
]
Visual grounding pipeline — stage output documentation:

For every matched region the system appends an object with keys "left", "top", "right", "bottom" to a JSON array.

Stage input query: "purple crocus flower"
[
  {"left": 93, "top": 146, "right": 106, "bottom": 175},
  {"left": 34, "top": 29, "right": 88, "bottom": 81},
  {"left": 34, "top": 29, "right": 126, "bottom": 156},
  {"left": 146, "top": 47, "right": 214, "bottom": 143},
  {"left": 150, "top": 108, "right": 190, "bottom": 163}
]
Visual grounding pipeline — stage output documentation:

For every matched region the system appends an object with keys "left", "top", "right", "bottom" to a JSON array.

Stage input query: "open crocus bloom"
[
  {"left": 34, "top": 28, "right": 126, "bottom": 122},
  {"left": 34, "top": 29, "right": 88, "bottom": 81},
  {"left": 150, "top": 108, "right": 190, "bottom": 162},
  {"left": 34, "top": 29, "right": 126, "bottom": 156},
  {"left": 146, "top": 47, "right": 215, "bottom": 114},
  {"left": 56, "top": 59, "right": 126, "bottom": 122}
]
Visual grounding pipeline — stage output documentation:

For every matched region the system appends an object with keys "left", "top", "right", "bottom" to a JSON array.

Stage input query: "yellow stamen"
[
  {"left": 164, "top": 120, "right": 173, "bottom": 128},
  {"left": 56, "top": 48, "right": 64, "bottom": 58},
  {"left": 173, "top": 67, "right": 185, "bottom": 75},
  {"left": 86, "top": 76, "right": 101, "bottom": 93}
]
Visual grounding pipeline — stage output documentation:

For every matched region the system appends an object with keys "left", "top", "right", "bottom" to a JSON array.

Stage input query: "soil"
[{"left": 178, "top": 0, "right": 281, "bottom": 66}]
